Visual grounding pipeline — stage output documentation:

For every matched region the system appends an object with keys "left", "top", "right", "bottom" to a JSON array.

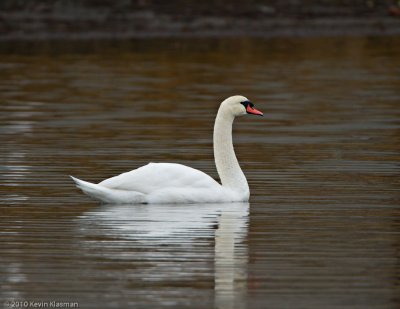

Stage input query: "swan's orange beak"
[{"left": 246, "top": 104, "right": 263, "bottom": 116}]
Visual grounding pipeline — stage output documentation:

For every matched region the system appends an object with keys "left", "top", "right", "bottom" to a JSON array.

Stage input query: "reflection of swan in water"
[
  {"left": 214, "top": 205, "right": 248, "bottom": 309},
  {"left": 76, "top": 202, "right": 249, "bottom": 308}
]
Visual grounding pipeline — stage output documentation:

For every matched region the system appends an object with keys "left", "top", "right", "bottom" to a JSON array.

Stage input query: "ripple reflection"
[{"left": 76, "top": 202, "right": 249, "bottom": 307}]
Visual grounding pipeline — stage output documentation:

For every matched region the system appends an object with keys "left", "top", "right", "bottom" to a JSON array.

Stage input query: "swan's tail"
[{"left": 70, "top": 176, "right": 146, "bottom": 204}]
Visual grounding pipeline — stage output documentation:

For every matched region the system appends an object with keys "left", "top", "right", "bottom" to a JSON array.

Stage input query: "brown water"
[{"left": 0, "top": 37, "right": 399, "bottom": 309}]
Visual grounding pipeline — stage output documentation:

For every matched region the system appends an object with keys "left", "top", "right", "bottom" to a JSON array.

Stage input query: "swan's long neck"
[{"left": 213, "top": 107, "right": 249, "bottom": 195}]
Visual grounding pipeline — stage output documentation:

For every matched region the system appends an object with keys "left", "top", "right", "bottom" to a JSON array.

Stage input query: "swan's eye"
[
  {"left": 241, "top": 101, "right": 255, "bottom": 110},
  {"left": 241, "top": 100, "right": 253, "bottom": 108}
]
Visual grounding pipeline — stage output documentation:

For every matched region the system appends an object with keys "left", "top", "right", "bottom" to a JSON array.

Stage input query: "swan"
[{"left": 71, "top": 95, "right": 263, "bottom": 204}]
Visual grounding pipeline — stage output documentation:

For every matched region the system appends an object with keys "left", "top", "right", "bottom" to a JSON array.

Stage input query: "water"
[{"left": 0, "top": 37, "right": 399, "bottom": 309}]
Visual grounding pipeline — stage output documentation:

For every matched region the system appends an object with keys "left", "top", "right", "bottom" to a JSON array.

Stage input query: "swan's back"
[{"left": 99, "top": 163, "right": 221, "bottom": 193}]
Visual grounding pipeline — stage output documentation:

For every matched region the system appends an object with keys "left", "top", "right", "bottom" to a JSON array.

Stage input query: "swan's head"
[{"left": 221, "top": 95, "right": 263, "bottom": 117}]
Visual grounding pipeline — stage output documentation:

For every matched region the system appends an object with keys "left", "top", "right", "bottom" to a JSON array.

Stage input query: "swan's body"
[
  {"left": 71, "top": 95, "right": 263, "bottom": 204},
  {"left": 71, "top": 163, "right": 240, "bottom": 204}
]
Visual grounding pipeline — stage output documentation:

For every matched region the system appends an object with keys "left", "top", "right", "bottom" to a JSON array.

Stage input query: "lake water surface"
[{"left": 1, "top": 37, "right": 399, "bottom": 309}]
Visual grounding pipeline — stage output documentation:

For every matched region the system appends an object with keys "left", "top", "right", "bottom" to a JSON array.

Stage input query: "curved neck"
[{"left": 213, "top": 107, "right": 249, "bottom": 194}]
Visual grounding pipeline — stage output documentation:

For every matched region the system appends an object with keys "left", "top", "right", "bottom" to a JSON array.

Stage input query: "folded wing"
[{"left": 99, "top": 163, "right": 221, "bottom": 194}]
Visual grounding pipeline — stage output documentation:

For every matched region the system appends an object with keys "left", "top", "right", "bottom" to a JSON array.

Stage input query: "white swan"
[{"left": 71, "top": 95, "right": 263, "bottom": 204}]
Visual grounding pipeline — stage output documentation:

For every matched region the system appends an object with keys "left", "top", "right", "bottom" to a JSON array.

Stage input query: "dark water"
[{"left": 1, "top": 37, "right": 399, "bottom": 309}]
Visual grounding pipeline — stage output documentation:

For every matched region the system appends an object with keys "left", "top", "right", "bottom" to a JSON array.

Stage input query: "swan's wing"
[{"left": 99, "top": 163, "right": 221, "bottom": 193}]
